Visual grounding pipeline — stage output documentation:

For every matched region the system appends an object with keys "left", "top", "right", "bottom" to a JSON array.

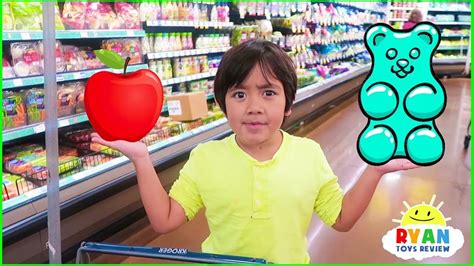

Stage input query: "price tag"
[
  {"left": 73, "top": 72, "right": 86, "bottom": 80},
  {"left": 126, "top": 30, "right": 134, "bottom": 37},
  {"left": 20, "top": 32, "right": 31, "bottom": 40},
  {"left": 80, "top": 31, "right": 89, "bottom": 38},
  {"left": 59, "top": 119, "right": 70, "bottom": 127},
  {"left": 13, "top": 79, "right": 24, "bottom": 87},
  {"left": 33, "top": 124, "right": 46, "bottom": 133},
  {"left": 177, "top": 21, "right": 184, "bottom": 26}
]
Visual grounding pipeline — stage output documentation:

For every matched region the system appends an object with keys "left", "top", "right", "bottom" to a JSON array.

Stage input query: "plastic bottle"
[
  {"left": 224, "top": 3, "right": 230, "bottom": 22},
  {"left": 210, "top": 5, "right": 218, "bottom": 22},
  {"left": 187, "top": 32, "right": 194, "bottom": 49},
  {"left": 193, "top": 3, "right": 200, "bottom": 22},
  {"left": 155, "top": 2, "right": 161, "bottom": 21},
  {"left": 153, "top": 33, "right": 161, "bottom": 53},
  {"left": 165, "top": 59, "right": 173, "bottom": 79},
  {"left": 173, "top": 33, "right": 181, "bottom": 51},
  {"left": 141, "top": 33, "right": 151, "bottom": 54},
  {"left": 171, "top": 1, "right": 178, "bottom": 21},
  {"left": 139, "top": 1, "right": 149, "bottom": 22}
]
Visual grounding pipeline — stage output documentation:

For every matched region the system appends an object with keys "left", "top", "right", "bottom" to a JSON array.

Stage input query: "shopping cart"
[{"left": 75, "top": 242, "right": 270, "bottom": 264}]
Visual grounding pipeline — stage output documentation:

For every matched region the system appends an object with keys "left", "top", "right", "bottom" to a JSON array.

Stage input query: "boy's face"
[{"left": 225, "top": 64, "right": 290, "bottom": 147}]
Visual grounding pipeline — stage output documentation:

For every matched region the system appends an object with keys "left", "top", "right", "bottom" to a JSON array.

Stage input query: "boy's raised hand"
[
  {"left": 372, "top": 158, "right": 420, "bottom": 175},
  {"left": 91, "top": 132, "right": 149, "bottom": 162}
]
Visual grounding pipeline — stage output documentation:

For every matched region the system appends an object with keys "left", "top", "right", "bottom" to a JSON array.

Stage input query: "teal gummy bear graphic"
[{"left": 357, "top": 22, "right": 446, "bottom": 166}]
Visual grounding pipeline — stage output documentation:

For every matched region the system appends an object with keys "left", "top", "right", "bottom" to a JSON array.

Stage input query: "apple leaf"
[{"left": 94, "top": 49, "right": 125, "bottom": 69}]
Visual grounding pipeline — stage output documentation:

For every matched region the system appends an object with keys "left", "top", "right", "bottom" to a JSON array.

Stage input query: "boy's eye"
[
  {"left": 232, "top": 91, "right": 246, "bottom": 99},
  {"left": 263, "top": 90, "right": 276, "bottom": 97}
]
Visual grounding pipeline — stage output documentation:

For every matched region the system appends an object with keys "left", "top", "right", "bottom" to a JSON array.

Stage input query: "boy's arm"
[
  {"left": 133, "top": 155, "right": 187, "bottom": 234},
  {"left": 332, "top": 159, "right": 418, "bottom": 232},
  {"left": 92, "top": 133, "right": 187, "bottom": 234}
]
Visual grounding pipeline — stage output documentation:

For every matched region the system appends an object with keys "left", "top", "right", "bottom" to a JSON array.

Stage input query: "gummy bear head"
[{"left": 365, "top": 22, "right": 440, "bottom": 80}]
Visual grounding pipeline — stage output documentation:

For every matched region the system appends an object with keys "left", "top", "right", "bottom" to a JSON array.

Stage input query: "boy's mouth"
[{"left": 243, "top": 121, "right": 268, "bottom": 130}]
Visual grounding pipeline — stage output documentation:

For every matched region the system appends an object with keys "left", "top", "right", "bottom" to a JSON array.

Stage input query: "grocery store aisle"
[
  {"left": 94, "top": 78, "right": 470, "bottom": 264},
  {"left": 303, "top": 78, "right": 471, "bottom": 263}
]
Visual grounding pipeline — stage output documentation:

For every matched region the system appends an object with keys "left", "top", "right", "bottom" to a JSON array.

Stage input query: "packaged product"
[
  {"left": 114, "top": 2, "right": 140, "bottom": 29},
  {"left": 74, "top": 82, "right": 86, "bottom": 113},
  {"left": 3, "top": 58, "right": 15, "bottom": 79},
  {"left": 122, "top": 38, "right": 142, "bottom": 64},
  {"left": 78, "top": 47, "right": 104, "bottom": 69},
  {"left": 5, "top": 159, "right": 32, "bottom": 175},
  {"left": 57, "top": 83, "right": 77, "bottom": 117},
  {"left": 10, "top": 42, "right": 43, "bottom": 77},
  {"left": 3, "top": 3, "right": 14, "bottom": 30},
  {"left": 38, "top": 41, "right": 66, "bottom": 73},
  {"left": 62, "top": 2, "right": 87, "bottom": 30},
  {"left": 82, "top": 154, "right": 113, "bottom": 169},
  {"left": 63, "top": 128, "right": 94, "bottom": 143},
  {"left": 3, "top": 90, "right": 27, "bottom": 129},
  {"left": 24, "top": 88, "right": 46, "bottom": 124},
  {"left": 63, "top": 45, "right": 87, "bottom": 72},
  {"left": 85, "top": 2, "right": 120, "bottom": 30},
  {"left": 11, "top": 2, "right": 42, "bottom": 30}
]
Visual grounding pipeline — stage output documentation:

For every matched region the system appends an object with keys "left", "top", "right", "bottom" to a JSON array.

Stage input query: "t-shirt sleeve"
[
  {"left": 313, "top": 143, "right": 344, "bottom": 226},
  {"left": 169, "top": 146, "right": 204, "bottom": 221}
]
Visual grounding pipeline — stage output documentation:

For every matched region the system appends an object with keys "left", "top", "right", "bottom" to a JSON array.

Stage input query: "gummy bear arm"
[{"left": 404, "top": 82, "right": 446, "bottom": 120}]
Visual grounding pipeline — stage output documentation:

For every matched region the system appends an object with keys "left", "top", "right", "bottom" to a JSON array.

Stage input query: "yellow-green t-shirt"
[{"left": 169, "top": 130, "right": 343, "bottom": 263}]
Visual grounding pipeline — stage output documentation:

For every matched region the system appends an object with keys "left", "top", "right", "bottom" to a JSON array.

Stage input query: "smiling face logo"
[
  {"left": 392, "top": 194, "right": 451, "bottom": 227},
  {"left": 382, "top": 194, "right": 464, "bottom": 261}
]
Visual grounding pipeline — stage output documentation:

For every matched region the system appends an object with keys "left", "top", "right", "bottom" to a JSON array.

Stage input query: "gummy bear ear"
[
  {"left": 413, "top": 22, "right": 440, "bottom": 47},
  {"left": 365, "top": 24, "right": 392, "bottom": 51}
]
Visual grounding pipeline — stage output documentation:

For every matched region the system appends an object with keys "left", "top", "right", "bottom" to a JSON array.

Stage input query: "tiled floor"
[{"left": 95, "top": 78, "right": 471, "bottom": 264}]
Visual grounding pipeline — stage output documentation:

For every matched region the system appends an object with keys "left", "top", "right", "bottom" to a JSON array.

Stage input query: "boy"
[{"left": 92, "top": 40, "right": 417, "bottom": 263}]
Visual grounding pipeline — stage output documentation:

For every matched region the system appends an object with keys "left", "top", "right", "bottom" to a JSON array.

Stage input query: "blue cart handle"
[{"left": 76, "top": 242, "right": 270, "bottom": 264}]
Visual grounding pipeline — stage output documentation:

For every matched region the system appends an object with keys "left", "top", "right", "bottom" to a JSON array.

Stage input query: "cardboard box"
[{"left": 166, "top": 91, "right": 208, "bottom": 121}]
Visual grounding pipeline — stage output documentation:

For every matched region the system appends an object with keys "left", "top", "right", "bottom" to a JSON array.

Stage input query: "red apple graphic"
[{"left": 85, "top": 50, "right": 164, "bottom": 142}]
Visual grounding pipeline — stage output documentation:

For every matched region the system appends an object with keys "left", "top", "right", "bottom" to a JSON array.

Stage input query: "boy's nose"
[{"left": 246, "top": 97, "right": 264, "bottom": 114}]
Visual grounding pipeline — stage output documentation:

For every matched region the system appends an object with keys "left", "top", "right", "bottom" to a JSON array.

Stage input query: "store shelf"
[
  {"left": 2, "top": 30, "right": 145, "bottom": 41},
  {"left": 433, "top": 58, "right": 467, "bottom": 64},
  {"left": 435, "top": 22, "right": 471, "bottom": 26},
  {"left": 3, "top": 113, "right": 89, "bottom": 142},
  {"left": 146, "top": 20, "right": 234, "bottom": 28},
  {"left": 161, "top": 71, "right": 217, "bottom": 86},
  {"left": 389, "top": 18, "right": 408, "bottom": 22},
  {"left": 3, "top": 92, "right": 216, "bottom": 142},
  {"left": 2, "top": 117, "right": 229, "bottom": 212},
  {"left": 296, "top": 64, "right": 370, "bottom": 102},
  {"left": 147, "top": 47, "right": 231, "bottom": 60},
  {"left": 2, "top": 64, "right": 148, "bottom": 89},
  {"left": 437, "top": 46, "right": 468, "bottom": 51},
  {"left": 442, "top": 34, "right": 470, "bottom": 38},
  {"left": 389, "top": 7, "right": 416, "bottom": 11},
  {"left": 428, "top": 8, "right": 471, "bottom": 13}
]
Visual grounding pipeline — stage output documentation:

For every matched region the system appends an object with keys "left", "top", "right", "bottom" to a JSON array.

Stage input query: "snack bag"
[
  {"left": 62, "top": 2, "right": 87, "bottom": 30},
  {"left": 74, "top": 82, "right": 86, "bottom": 113},
  {"left": 24, "top": 88, "right": 46, "bottom": 124},
  {"left": 63, "top": 45, "right": 87, "bottom": 72},
  {"left": 57, "top": 83, "right": 77, "bottom": 117},
  {"left": 11, "top": 2, "right": 42, "bottom": 30},
  {"left": 3, "top": 58, "right": 15, "bottom": 79},
  {"left": 3, "top": 90, "right": 27, "bottom": 129},
  {"left": 78, "top": 47, "right": 104, "bottom": 69},
  {"left": 122, "top": 38, "right": 142, "bottom": 64},
  {"left": 11, "top": 42, "right": 43, "bottom": 77},
  {"left": 3, "top": 2, "right": 14, "bottom": 30},
  {"left": 39, "top": 41, "right": 65, "bottom": 73},
  {"left": 114, "top": 2, "right": 140, "bottom": 29},
  {"left": 55, "top": 3, "right": 65, "bottom": 30}
]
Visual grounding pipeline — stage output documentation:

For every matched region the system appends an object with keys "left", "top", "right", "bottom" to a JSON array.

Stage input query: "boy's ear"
[{"left": 284, "top": 109, "right": 292, "bottom": 117}]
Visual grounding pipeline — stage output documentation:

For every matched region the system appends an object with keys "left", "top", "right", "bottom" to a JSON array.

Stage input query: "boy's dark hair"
[{"left": 214, "top": 39, "right": 297, "bottom": 115}]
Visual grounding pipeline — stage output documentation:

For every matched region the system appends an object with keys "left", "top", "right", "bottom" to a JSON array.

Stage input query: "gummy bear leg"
[
  {"left": 406, "top": 125, "right": 444, "bottom": 165},
  {"left": 358, "top": 124, "right": 397, "bottom": 165}
]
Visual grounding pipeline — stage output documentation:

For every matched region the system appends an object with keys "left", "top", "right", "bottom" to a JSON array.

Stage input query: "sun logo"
[{"left": 391, "top": 195, "right": 451, "bottom": 227}]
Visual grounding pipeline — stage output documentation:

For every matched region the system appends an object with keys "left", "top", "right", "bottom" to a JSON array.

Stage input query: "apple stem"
[{"left": 124, "top": 57, "right": 131, "bottom": 76}]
